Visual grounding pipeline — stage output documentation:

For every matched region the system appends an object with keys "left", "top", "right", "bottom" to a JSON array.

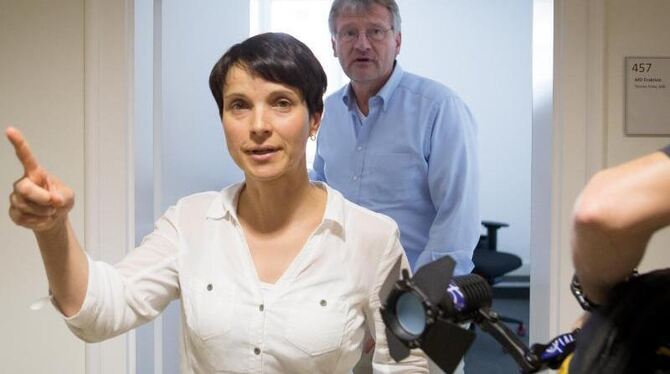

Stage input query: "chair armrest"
[{"left": 481, "top": 220, "right": 509, "bottom": 230}]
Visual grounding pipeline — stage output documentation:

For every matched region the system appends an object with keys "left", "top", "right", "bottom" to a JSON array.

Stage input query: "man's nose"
[{"left": 353, "top": 32, "right": 372, "bottom": 50}]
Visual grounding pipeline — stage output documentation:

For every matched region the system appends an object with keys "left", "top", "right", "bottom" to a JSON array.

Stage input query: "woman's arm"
[
  {"left": 6, "top": 127, "right": 88, "bottom": 316},
  {"left": 7, "top": 127, "right": 181, "bottom": 342},
  {"left": 571, "top": 149, "right": 670, "bottom": 304}
]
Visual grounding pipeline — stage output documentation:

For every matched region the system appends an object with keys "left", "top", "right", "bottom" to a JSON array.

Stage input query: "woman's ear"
[{"left": 309, "top": 112, "right": 322, "bottom": 136}]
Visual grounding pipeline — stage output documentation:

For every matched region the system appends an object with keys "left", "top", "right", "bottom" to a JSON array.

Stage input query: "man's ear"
[
  {"left": 395, "top": 31, "right": 402, "bottom": 56},
  {"left": 332, "top": 38, "right": 338, "bottom": 58}
]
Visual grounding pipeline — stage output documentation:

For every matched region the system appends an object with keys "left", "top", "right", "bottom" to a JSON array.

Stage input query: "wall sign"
[{"left": 625, "top": 57, "right": 670, "bottom": 136}]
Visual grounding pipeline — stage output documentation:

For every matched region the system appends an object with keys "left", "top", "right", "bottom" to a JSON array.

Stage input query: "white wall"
[
  {"left": 605, "top": 0, "right": 670, "bottom": 273},
  {"left": 548, "top": 0, "right": 670, "bottom": 339},
  {"left": 1, "top": 0, "right": 133, "bottom": 372},
  {"left": 398, "top": 0, "right": 533, "bottom": 271},
  {"left": 0, "top": 1, "right": 86, "bottom": 372}
]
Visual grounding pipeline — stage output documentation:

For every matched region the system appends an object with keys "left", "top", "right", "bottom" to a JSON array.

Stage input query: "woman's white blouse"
[{"left": 62, "top": 183, "right": 428, "bottom": 373}]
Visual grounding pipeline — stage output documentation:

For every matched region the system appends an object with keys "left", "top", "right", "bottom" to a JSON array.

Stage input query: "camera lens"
[{"left": 395, "top": 292, "right": 427, "bottom": 337}]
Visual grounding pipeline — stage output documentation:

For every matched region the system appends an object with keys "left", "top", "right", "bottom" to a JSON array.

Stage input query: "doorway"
[{"left": 131, "top": 1, "right": 551, "bottom": 372}]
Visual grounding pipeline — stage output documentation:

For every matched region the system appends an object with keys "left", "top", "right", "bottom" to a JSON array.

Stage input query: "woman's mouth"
[{"left": 246, "top": 146, "right": 280, "bottom": 161}]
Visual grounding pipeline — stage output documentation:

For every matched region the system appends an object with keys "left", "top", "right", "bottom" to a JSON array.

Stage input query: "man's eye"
[
  {"left": 339, "top": 29, "right": 358, "bottom": 39},
  {"left": 370, "top": 28, "right": 383, "bottom": 36}
]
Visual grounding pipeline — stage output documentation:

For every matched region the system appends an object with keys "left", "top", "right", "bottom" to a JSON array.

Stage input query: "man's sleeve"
[
  {"left": 310, "top": 145, "right": 326, "bottom": 182},
  {"left": 415, "top": 96, "right": 480, "bottom": 275},
  {"left": 309, "top": 131, "right": 327, "bottom": 182}
]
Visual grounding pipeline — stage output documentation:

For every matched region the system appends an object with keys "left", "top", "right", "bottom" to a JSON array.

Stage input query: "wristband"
[{"left": 570, "top": 274, "right": 599, "bottom": 311}]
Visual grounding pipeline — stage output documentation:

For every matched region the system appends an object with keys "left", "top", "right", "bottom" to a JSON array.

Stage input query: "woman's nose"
[{"left": 250, "top": 109, "right": 272, "bottom": 137}]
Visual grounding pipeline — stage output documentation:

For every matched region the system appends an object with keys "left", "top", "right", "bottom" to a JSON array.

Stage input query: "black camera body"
[{"left": 380, "top": 256, "right": 670, "bottom": 374}]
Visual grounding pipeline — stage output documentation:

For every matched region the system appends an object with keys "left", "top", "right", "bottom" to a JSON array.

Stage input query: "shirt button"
[
  {"left": 352, "top": 175, "right": 358, "bottom": 181},
  {"left": 320, "top": 299, "right": 327, "bottom": 307},
  {"left": 357, "top": 146, "right": 363, "bottom": 151},
  {"left": 206, "top": 284, "right": 213, "bottom": 291},
  {"left": 259, "top": 304, "right": 264, "bottom": 312},
  {"left": 254, "top": 347, "right": 261, "bottom": 355}
]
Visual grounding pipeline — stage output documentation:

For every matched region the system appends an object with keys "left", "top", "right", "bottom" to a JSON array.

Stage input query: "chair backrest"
[
  {"left": 472, "top": 221, "right": 522, "bottom": 284},
  {"left": 476, "top": 235, "right": 490, "bottom": 251}
]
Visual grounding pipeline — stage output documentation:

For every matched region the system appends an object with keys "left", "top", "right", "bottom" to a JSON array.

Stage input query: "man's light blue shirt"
[{"left": 311, "top": 64, "right": 480, "bottom": 275}]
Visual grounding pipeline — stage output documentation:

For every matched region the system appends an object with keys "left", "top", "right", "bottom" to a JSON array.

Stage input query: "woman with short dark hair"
[{"left": 6, "top": 32, "right": 427, "bottom": 373}]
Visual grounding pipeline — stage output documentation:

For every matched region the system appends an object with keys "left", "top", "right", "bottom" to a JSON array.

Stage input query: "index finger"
[{"left": 6, "top": 127, "right": 40, "bottom": 174}]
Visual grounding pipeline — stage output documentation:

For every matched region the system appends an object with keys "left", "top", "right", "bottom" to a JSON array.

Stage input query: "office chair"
[{"left": 472, "top": 220, "right": 526, "bottom": 336}]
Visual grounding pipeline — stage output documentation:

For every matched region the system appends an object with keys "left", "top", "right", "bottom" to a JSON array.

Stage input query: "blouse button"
[
  {"left": 320, "top": 299, "right": 327, "bottom": 307},
  {"left": 206, "top": 284, "right": 213, "bottom": 291},
  {"left": 254, "top": 347, "right": 261, "bottom": 355},
  {"left": 259, "top": 304, "right": 264, "bottom": 312}
]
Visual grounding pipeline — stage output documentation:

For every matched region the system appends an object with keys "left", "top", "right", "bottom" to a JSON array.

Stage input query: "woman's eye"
[
  {"left": 230, "top": 101, "right": 248, "bottom": 111},
  {"left": 274, "top": 99, "right": 292, "bottom": 110}
]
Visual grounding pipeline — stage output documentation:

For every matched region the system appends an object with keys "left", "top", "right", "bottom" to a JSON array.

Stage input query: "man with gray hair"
[
  {"left": 311, "top": 0, "right": 480, "bottom": 372},
  {"left": 313, "top": 0, "right": 479, "bottom": 275}
]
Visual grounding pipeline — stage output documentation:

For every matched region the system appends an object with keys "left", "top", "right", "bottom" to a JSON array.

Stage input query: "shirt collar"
[
  {"left": 205, "top": 182, "right": 242, "bottom": 220},
  {"left": 205, "top": 182, "right": 346, "bottom": 234},
  {"left": 340, "top": 62, "right": 404, "bottom": 112},
  {"left": 319, "top": 182, "right": 346, "bottom": 231}
]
